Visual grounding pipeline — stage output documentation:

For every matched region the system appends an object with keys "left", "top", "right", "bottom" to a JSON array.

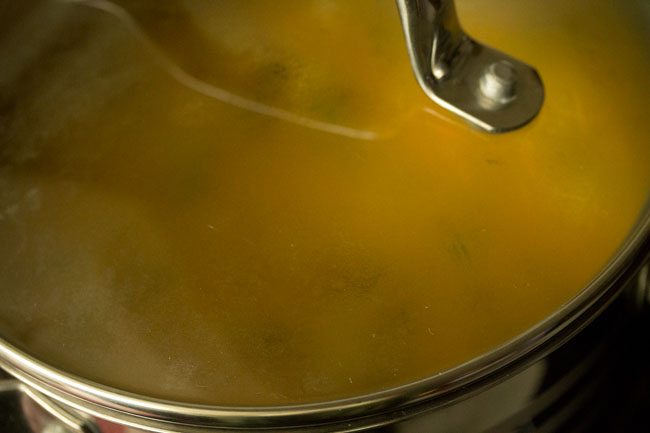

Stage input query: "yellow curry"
[{"left": 0, "top": 0, "right": 648, "bottom": 405}]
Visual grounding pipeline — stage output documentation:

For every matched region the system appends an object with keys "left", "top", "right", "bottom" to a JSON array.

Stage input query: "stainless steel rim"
[{"left": 0, "top": 205, "right": 648, "bottom": 430}]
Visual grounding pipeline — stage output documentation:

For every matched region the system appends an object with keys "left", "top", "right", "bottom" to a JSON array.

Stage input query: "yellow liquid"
[{"left": 0, "top": 0, "right": 649, "bottom": 405}]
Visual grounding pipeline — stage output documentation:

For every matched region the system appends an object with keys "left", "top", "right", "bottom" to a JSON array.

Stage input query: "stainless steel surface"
[
  {"left": 0, "top": 378, "right": 97, "bottom": 433},
  {"left": 636, "top": 261, "right": 649, "bottom": 308},
  {"left": 395, "top": 0, "right": 544, "bottom": 132}
]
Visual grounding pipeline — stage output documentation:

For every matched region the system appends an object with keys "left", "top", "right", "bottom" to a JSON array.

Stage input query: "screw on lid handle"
[{"left": 396, "top": 0, "right": 544, "bottom": 133}]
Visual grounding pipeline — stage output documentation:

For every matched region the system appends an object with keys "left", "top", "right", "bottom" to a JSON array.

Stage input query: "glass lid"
[{"left": 0, "top": 0, "right": 648, "bottom": 407}]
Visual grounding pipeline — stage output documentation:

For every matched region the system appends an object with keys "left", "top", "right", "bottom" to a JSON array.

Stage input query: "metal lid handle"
[{"left": 396, "top": 0, "right": 544, "bottom": 132}]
